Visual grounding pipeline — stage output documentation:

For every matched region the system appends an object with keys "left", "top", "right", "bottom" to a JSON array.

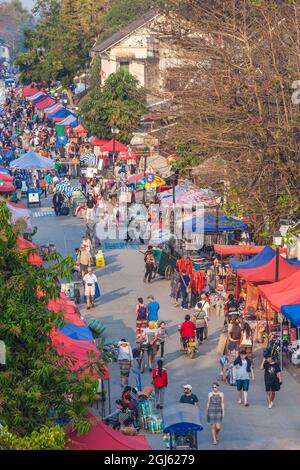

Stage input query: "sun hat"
[{"left": 183, "top": 384, "right": 192, "bottom": 390}]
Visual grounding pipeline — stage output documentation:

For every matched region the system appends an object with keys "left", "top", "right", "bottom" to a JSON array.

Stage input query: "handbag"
[{"left": 181, "top": 275, "right": 191, "bottom": 293}]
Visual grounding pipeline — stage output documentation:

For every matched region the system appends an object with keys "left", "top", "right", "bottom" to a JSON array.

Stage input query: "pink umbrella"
[{"left": 127, "top": 172, "right": 145, "bottom": 182}]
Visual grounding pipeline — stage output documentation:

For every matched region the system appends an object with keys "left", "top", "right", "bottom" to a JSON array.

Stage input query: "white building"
[{"left": 92, "top": 10, "right": 182, "bottom": 96}]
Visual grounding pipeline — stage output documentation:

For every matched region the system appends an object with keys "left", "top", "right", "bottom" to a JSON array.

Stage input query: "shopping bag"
[{"left": 94, "top": 281, "right": 101, "bottom": 299}]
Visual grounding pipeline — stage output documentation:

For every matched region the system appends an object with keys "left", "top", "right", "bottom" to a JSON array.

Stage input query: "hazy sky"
[{"left": 21, "top": 0, "right": 34, "bottom": 11}]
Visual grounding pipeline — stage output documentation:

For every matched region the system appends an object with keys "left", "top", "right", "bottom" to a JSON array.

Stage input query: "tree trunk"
[{"left": 65, "top": 87, "right": 74, "bottom": 107}]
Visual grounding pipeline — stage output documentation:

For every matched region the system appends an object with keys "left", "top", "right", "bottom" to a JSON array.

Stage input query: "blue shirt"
[
  {"left": 179, "top": 274, "right": 190, "bottom": 291},
  {"left": 147, "top": 301, "right": 160, "bottom": 321}
]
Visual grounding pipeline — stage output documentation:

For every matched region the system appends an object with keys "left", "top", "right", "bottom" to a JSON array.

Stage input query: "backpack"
[
  {"left": 137, "top": 304, "right": 147, "bottom": 320},
  {"left": 231, "top": 323, "right": 241, "bottom": 340}
]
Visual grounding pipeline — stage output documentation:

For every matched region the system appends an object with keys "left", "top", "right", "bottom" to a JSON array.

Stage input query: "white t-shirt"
[{"left": 83, "top": 273, "right": 97, "bottom": 285}]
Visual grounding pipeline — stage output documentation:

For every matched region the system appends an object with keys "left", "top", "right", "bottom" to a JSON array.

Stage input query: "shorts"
[
  {"left": 80, "top": 264, "right": 88, "bottom": 274},
  {"left": 85, "top": 284, "right": 95, "bottom": 297},
  {"left": 236, "top": 379, "right": 249, "bottom": 392},
  {"left": 228, "top": 340, "right": 240, "bottom": 352}
]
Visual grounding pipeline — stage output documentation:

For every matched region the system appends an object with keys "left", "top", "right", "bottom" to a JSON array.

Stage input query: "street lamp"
[
  {"left": 273, "top": 231, "right": 282, "bottom": 246},
  {"left": 111, "top": 125, "right": 120, "bottom": 172},
  {"left": 142, "top": 145, "right": 150, "bottom": 204}
]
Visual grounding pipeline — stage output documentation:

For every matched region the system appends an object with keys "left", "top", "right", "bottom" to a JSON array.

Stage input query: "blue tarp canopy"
[
  {"left": 230, "top": 245, "right": 275, "bottom": 270},
  {"left": 163, "top": 403, "right": 203, "bottom": 433},
  {"left": 182, "top": 212, "right": 247, "bottom": 233},
  {"left": 281, "top": 304, "right": 300, "bottom": 327},
  {"left": 31, "top": 93, "right": 47, "bottom": 104},
  {"left": 60, "top": 324, "right": 94, "bottom": 341},
  {"left": 286, "top": 258, "right": 300, "bottom": 267},
  {"left": 48, "top": 108, "right": 74, "bottom": 120}
]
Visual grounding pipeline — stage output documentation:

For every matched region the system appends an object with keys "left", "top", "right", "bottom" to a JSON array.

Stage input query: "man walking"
[
  {"left": 83, "top": 266, "right": 98, "bottom": 309},
  {"left": 147, "top": 296, "right": 160, "bottom": 322},
  {"left": 52, "top": 191, "right": 64, "bottom": 216},
  {"left": 86, "top": 192, "right": 96, "bottom": 223},
  {"left": 144, "top": 245, "right": 156, "bottom": 283},
  {"left": 80, "top": 175, "right": 88, "bottom": 194}
]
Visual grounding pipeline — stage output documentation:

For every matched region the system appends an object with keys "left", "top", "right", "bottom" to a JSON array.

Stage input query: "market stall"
[{"left": 68, "top": 413, "right": 152, "bottom": 450}]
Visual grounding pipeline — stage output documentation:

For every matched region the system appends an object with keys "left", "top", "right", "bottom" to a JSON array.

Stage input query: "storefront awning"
[{"left": 281, "top": 304, "right": 300, "bottom": 327}]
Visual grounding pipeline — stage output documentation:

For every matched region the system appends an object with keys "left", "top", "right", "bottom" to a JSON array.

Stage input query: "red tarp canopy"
[
  {"left": 214, "top": 245, "right": 287, "bottom": 256},
  {"left": 101, "top": 139, "right": 128, "bottom": 153},
  {"left": 27, "top": 252, "right": 43, "bottom": 266},
  {"left": 36, "top": 97, "right": 56, "bottom": 110},
  {"left": 8, "top": 201, "right": 27, "bottom": 209},
  {"left": 16, "top": 234, "right": 36, "bottom": 250},
  {"left": 0, "top": 183, "right": 15, "bottom": 192},
  {"left": 50, "top": 329, "right": 109, "bottom": 379},
  {"left": 90, "top": 137, "right": 110, "bottom": 146},
  {"left": 258, "top": 270, "right": 300, "bottom": 312},
  {"left": 0, "top": 174, "right": 13, "bottom": 182},
  {"left": 117, "top": 151, "right": 136, "bottom": 161},
  {"left": 73, "top": 124, "right": 87, "bottom": 134},
  {"left": 237, "top": 256, "right": 299, "bottom": 283},
  {"left": 68, "top": 413, "right": 151, "bottom": 450},
  {"left": 23, "top": 84, "right": 40, "bottom": 97}
]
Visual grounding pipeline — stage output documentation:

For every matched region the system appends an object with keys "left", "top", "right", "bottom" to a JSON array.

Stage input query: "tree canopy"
[
  {"left": 158, "top": 0, "right": 300, "bottom": 241},
  {"left": 0, "top": 0, "right": 34, "bottom": 55},
  {"left": 79, "top": 62, "right": 146, "bottom": 142},
  {"left": 0, "top": 201, "right": 106, "bottom": 442}
]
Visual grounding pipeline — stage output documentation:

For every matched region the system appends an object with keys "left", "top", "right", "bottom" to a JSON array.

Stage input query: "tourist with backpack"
[
  {"left": 228, "top": 319, "right": 242, "bottom": 357},
  {"left": 152, "top": 360, "right": 168, "bottom": 409},
  {"left": 135, "top": 297, "right": 148, "bottom": 334},
  {"left": 144, "top": 246, "right": 156, "bottom": 283},
  {"left": 193, "top": 297, "right": 209, "bottom": 344}
]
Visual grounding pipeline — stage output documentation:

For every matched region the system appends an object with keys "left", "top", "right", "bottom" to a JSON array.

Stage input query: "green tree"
[
  {"left": 79, "top": 65, "right": 146, "bottom": 141},
  {"left": 0, "top": 202, "right": 106, "bottom": 437},
  {"left": 15, "top": 0, "right": 107, "bottom": 101}
]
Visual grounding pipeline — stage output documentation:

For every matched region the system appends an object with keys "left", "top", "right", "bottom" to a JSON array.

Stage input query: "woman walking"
[
  {"left": 206, "top": 382, "right": 225, "bottom": 445},
  {"left": 135, "top": 297, "right": 148, "bottom": 335},
  {"left": 117, "top": 339, "right": 133, "bottom": 388},
  {"left": 152, "top": 359, "right": 168, "bottom": 410},
  {"left": 234, "top": 350, "right": 254, "bottom": 406},
  {"left": 170, "top": 268, "right": 180, "bottom": 306},
  {"left": 240, "top": 322, "right": 253, "bottom": 357},
  {"left": 262, "top": 354, "right": 282, "bottom": 409}
]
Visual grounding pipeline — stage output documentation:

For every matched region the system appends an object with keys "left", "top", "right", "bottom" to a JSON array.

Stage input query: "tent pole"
[
  {"left": 275, "top": 247, "right": 280, "bottom": 282},
  {"left": 108, "top": 377, "right": 111, "bottom": 414},
  {"left": 280, "top": 314, "right": 283, "bottom": 371}
]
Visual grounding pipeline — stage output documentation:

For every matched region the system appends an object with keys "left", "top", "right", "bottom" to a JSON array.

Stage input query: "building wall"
[{"left": 97, "top": 16, "right": 183, "bottom": 94}]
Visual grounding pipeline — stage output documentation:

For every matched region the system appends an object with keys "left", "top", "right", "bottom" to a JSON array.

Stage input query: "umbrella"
[
  {"left": 10, "top": 151, "right": 54, "bottom": 170},
  {"left": 145, "top": 174, "right": 166, "bottom": 188},
  {"left": 89, "top": 137, "right": 110, "bottom": 146},
  {"left": 101, "top": 139, "right": 128, "bottom": 152}
]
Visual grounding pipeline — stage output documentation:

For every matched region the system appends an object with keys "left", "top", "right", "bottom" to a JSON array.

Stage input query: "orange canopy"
[
  {"left": 258, "top": 270, "right": 300, "bottom": 312},
  {"left": 214, "top": 245, "right": 287, "bottom": 256},
  {"left": 73, "top": 124, "right": 87, "bottom": 134}
]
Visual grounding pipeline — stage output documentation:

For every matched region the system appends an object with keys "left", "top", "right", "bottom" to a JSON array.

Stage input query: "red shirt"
[
  {"left": 180, "top": 321, "right": 196, "bottom": 338},
  {"left": 152, "top": 368, "right": 168, "bottom": 388}
]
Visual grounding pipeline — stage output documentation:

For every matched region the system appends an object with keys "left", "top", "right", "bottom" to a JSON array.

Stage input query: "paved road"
[{"left": 31, "top": 195, "right": 300, "bottom": 450}]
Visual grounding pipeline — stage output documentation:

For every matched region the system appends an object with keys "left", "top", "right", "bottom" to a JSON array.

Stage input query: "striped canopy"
[{"left": 80, "top": 153, "right": 97, "bottom": 166}]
